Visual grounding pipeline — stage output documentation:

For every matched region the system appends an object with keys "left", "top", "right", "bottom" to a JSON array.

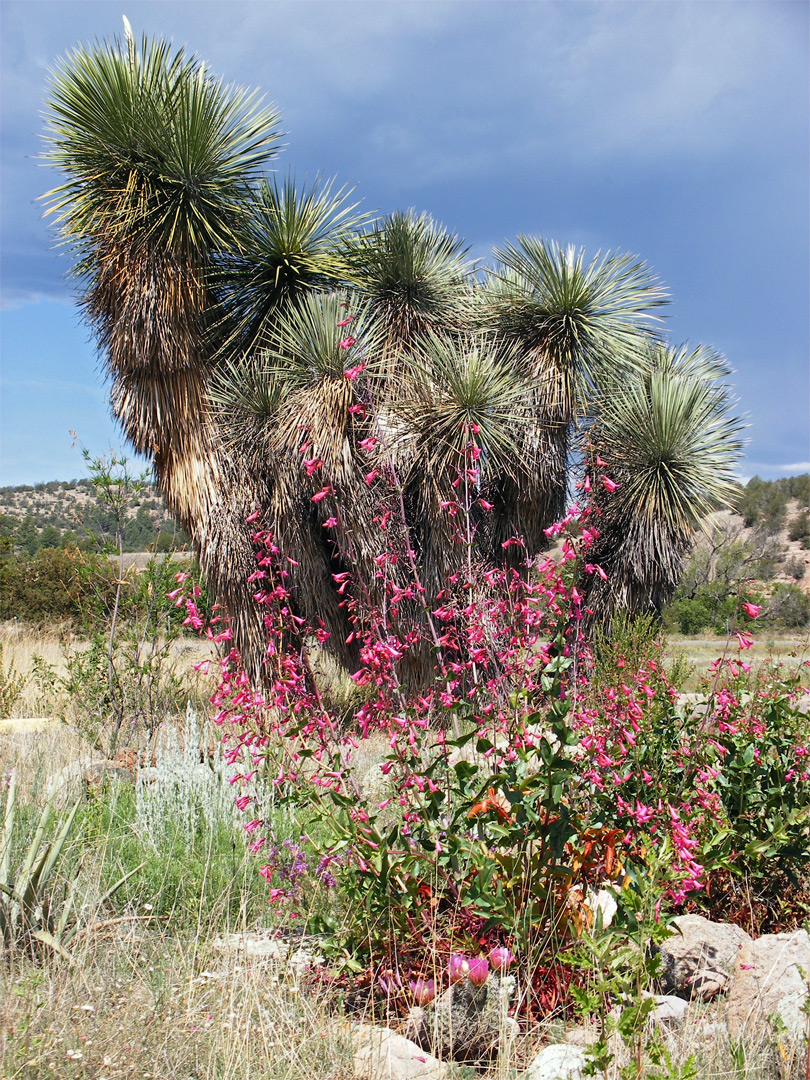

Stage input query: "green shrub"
[
  {"left": 0, "top": 546, "right": 118, "bottom": 626},
  {"left": 788, "top": 509, "right": 810, "bottom": 542},
  {"left": 762, "top": 583, "right": 810, "bottom": 628}
]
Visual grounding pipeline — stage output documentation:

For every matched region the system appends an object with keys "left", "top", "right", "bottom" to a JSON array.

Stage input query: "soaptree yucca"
[
  {"left": 583, "top": 344, "right": 746, "bottom": 625},
  {"left": 44, "top": 26, "right": 743, "bottom": 682},
  {"left": 44, "top": 25, "right": 286, "bottom": 678},
  {"left": 481, "top": 238, "right": 668, "bottom": 562}
]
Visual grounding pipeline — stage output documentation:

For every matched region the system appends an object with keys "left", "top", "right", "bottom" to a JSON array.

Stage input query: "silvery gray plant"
[{"left": 135, "top": 705, "right": 260, "bottom": 847}]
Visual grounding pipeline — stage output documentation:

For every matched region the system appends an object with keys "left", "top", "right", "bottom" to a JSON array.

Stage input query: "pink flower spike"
[
  {"left": 338, "top": 335, "right": 356, "bottom": 350},
  {"left": 602, "top": 476, "right": 619, "bottom": 493},
  {"left": 344, "top": 363, "right": 365, "bottom": 381},
  {"left": 742, "top": 601, "right": 762, "bottom": 619},
  {"left": 245, "top": 509, "right": 261, "bottom": 523},
  {"left": 467, "top": 958, "right": 489, "bottom": 986},
  {"left": 734, "top": 632, "right": 754, "bottom": 651},
  {"left": 312, "top": 486, "right": 332, "bottom": 503},
  {"left": 409, "top": 977, "right": 436, "bottom": 1005},
  {"left": 337, "top": 315, "right": 354, "bottom": 327},
  {"left": 488, "top": 946, "right": 515, "bottom": 972}
]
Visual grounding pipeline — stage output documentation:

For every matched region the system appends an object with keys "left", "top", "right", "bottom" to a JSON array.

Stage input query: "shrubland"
[
  {"left": 1, "top": 22, "right": 808, "bottom": 1075},
  {"left": 1, "top": 470, "right": 808, "bottom": 1077},
  {"left": 1, "top": 449, "right": 809, "bottom": 1078}
]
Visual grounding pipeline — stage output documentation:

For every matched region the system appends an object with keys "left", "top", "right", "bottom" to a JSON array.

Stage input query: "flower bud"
[
  {"left": 448, "top": 954, "right": 467, "bottom": 984},
  {"left": 409, "top": 977, "right": 436, "bottom": 1005},
  {"left": 488, "top": 946, "right": 515, "bottom": 972}
]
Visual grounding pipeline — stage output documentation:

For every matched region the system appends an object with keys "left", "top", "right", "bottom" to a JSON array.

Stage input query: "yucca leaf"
[
  {"left": 0, "top": 880, "right": 24, "bottom": 903},
  {"left": 216, "top": 175, "right": 370, "bottom": 360},
  {"left": 0, "top": 771, "right": 17, "bottom": 889},
  {"left": 20, "top": 842, "right": 53, "bottom": 921},
  {"left": 584, "top": 341, "right": 746, "bottom": 625},
  {"left": 38, "top": 796, "right": 83, "bottom": 894},
  {"left": 44, "top": 30, "right": 281, "bottom": 260},
  {"left": 397, "top": 328, "right": 531, "bottom": 484},
  {"left": 345, "top": 210, "right": 472, "bottom": 359},
  {"left": 31, "top": 929, "right": 76, "bottom": 964},
  {"left": 14, "top": 796, "right": 54, "bottom": 902},
  {"left": 54, "top": 861, "right": 84, "bottom": 942},
  {"left": 486, "top": 237, "right": 667, "bottom": 410}
]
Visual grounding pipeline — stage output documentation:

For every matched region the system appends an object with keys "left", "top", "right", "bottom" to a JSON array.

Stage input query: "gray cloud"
[{"left": 3, "top": 2, "right": 805, "bottom": 304}]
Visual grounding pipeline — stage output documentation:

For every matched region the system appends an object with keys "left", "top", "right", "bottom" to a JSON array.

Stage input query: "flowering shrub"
[
  {"left": 170, "top": 316, "right": 810, "bottom": 1003},
  {"left": 572, "top": 628, "right": 810, "bottom": 925}
]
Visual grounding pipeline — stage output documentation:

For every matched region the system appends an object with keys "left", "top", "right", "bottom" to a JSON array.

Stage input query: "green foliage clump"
[
  {"left": 0, "top": 545, "right": 118, "bottom": 627},
  {"left": 788, "top": 509, "right": 810, "bottom": 543},
  {"left": 79, "top": 778, "right": 269, "bottom": 930},
  {"left": 762, "top": 583, "right": 810, "bottom": 628},
  {"left": 738, "top": 473, "right": 810, "bottom": 530}
]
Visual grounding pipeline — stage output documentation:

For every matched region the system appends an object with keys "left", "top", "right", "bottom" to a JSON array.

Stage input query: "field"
[{"left": 2, "top": 618, "right": 810, "bottom": 1078}]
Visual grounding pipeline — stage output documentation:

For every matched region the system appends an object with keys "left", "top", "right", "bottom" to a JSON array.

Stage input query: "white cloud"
[{"left": 741, "top": 462, "right": 810, "bottom": 478}]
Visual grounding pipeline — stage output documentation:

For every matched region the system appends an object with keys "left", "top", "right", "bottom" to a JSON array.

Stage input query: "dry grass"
[
  {"left": 2, "top": 626, "right": 809, "bottom": 1078},
  {"left": 0, "top": 928, "right": 355, "bottom": 1080},
  {"left": 2, "top": 934, "right": 806, "bottom": 1079},
  {"left": 665, "top": 632, "right": 810, "bottom": 691}
]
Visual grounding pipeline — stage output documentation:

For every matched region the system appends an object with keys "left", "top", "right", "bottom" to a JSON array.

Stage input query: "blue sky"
[{"left": 1, "top": 0, "right": 808, "bottom": 486}]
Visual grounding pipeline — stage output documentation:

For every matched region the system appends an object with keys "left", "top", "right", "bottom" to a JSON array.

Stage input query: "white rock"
[
  {"left": 351, "top": 1025, "right": 449, "bottom": 1079},
  {"left": 650, "top": 995, "right": 689, "bottom": 1024},
  {"left": 658, "top": 914, "right": 751, "bottom": 1000},
  {"left": 524, "top": 1043, "right": 599, "bottom": 1080},
  {"left": 586, "top": 886, "right": 618, "bottom": 929},
  {"left": 211, "top": 930, "right": 323, "bottom": 968},
  {"left": 725, "top": 929, "right": 810, "bottom": 1041}
]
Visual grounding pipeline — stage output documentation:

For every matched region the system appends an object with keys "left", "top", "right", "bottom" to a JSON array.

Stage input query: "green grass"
[{"left": 665, "top": 632, "right": 810, "bottom": 690}]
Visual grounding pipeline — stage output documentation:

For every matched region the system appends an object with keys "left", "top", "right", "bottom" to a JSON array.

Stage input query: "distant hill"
[{"left": 0, "top": 479, "right": 190, "bottom": 555}]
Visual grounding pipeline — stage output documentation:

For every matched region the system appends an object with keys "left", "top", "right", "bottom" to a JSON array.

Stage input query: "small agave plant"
[{"left": 0, "top": 772, "right": 140, "bottom": 961}]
